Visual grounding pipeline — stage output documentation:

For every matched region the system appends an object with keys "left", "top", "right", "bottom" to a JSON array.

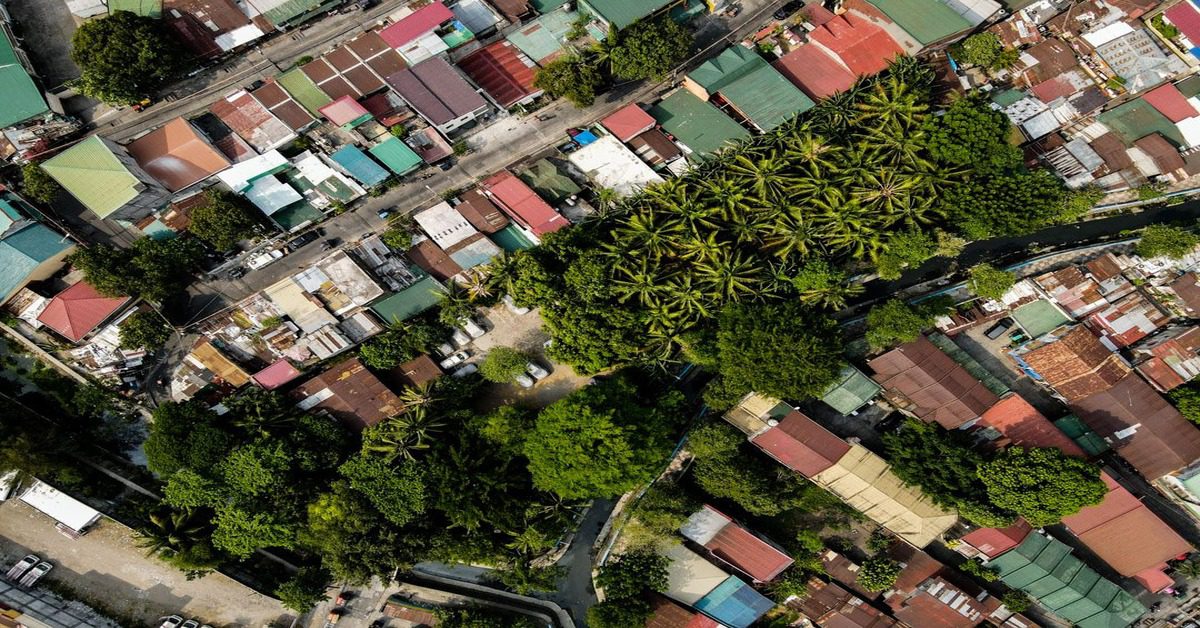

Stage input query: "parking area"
[
  {"left": 469, "top": 304, "right": 592, "bottom": 410},
  {"left": 0, "top": 500, "right": 291, "bottom": 627}
]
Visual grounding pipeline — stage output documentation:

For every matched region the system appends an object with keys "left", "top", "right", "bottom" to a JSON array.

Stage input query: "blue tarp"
[
  {"left": 574, "top": 130, "right": 598, "bottom": 145},
  {"left": 694, "top": 577, "right": 772, "bottom": 628},
  {"left": 330, "top": 145, "right": 389, "bottom": 187}
]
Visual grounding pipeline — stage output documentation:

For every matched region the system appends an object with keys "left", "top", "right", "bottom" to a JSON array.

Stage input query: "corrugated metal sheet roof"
[
  {"left": 291, "top": 357, "right": 403, "bottom": 430},
  {"left": 601, "top": 104, "right": 656, "bottom": 143},
  {"left": 773, "top": 44, "right": 857, "bottom": 101},
  {"left": 109, "top": 0, "right": 161, "bottom": 16},
  {"left": 580, "top": 0, "right": 673, "bottom": 29},
  {"left": 379, "top": 2, "right": 454, "bottom": 48},
  {"left": 868, "top": 335, "right": 999, "bottom": 429},
  {"left": 863, "top": 0, "right": 973, "bottom": 45},
  {"left": 457, "top": 41, "right": 539, "bottom": 108},
  {"left": 750, "top": 410, "right": 850, "bottom": 477},
  {"left": 482, "top": 170, "right": 567, "bottom": 236},
  {"left": 1098, "top": 98, "right": 1185, "bottom": 146},
  {"left": 0, "top": 223, "right": 73, "bottom": 301},
  {"left": 252, "top": 359, "right": 302, "bottom": 390},
  {"left": 386, "top": 57, "right": 488, "bottom": 126},
  {"left": 41, "top": 137, "right": 141, "bottom": 219},
  {"left": 318, "top": 95, "right": 373, "bottom": 127},
  {"left": 330, "top": 145, "right": 389, "bottom": 187},
  {"left": 649, "top": 90, "right": 749, "bottom": 156},
  {"left": 821, "top": 364, "right": 882, "bottom": 415},
  {"left": 504, "top": 9, "right": 575, "bottom": 63},
  {"left": 1020, "top": 326, "right": 1130, "bottom": 401},
  {"left": 276, "top": 68, "right": 333, "bottom": 114},
  {"left": 211, "top": 90, "right": 295, "bottom": 152},
  {"left": 126, "top": 117, "right": 230, "bottom": 192},
  {"left": 251, "top": 79, "right": 317, "bottom": 131},
  {"left": 371, "top": 275, "right": 443, "bottom": 323},
  {"left": 36, "top": 281, "right": 130, "bottom": 343},
  {"left": 693, "top": 576, "right": 773, "bottom": 628},
  {"left": 663, "top": 544, "right": 729, "bottom": 606},
  {"left": 369, "top": 137, "right": 422, "bottom": 175},
  {"left": 1143, "top": 82, "right": 1198, "bottom": 122},
  {"left": 0, "top": 29, "right": 48, "bottom": 128},
  {"left": 977, "top": 394, "right": 1085, "bottom": 455},
  {"left": 809, "top": 12, "right": 903, "bottom": 76}
]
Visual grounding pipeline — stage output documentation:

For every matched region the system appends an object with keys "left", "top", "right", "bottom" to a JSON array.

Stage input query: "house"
[
  {"left": 36, "top": 281, "right": 131, "bottom": 344},
  {"left": 330, "top": 145, "right": 389, "bottom": 188},
  {"left": 371, "top": 276, "right": 444, "bottom": 324},
  {"left": 210, "top": 90, "right": 296, "bottom": 153},
  {"left": 973, "top": 393, "right": 1083, "bottom": 454},
  {"left": 773, "top": 12, "right": 903, "bottom": 100},
  {"left": 567, "top": 135, "right": 665, "bottom": 197},
  {"left": 385, "top": 354, "right": 443, "bottom": 389},
  {"left": 789, "top": 578, "right": 898, "bottom": 627},
  {"left": 276, "top": 68, "right": 333, "bottom": 116},
  {"left": 300, "top": 32, "right": 405, "bottom": 101},
  {"left": 646, "top": 595, "right": 721, "bottom": 628},
  {"left": 0, "top": 190, "right": 75, "bottom": 304},
  {"left": 187, "top": 339, "right": 252, "bottom": 388},
  {"left": 1086, "top": 290, "right": 1172, "bottom": 348},
  {"left": 990, "top": 533, "right": 1146, "bottom": 627},
  {"left": 820, "top": 364, "right": 882, "bottom": 415},
  {"left": 1071, "top": 373, "right": 1200, "bottom": 480},
  {"left": 0, "top": 19, "right": 49, "bottom": 130},
  {"left": 242, "top": 0, "right": 338, "bottom": 29},
  {"left": 292, "top": 357, "right": 403, "bottom": 430},
  {"left": 680, "top": 505, "right": 793, "bottom": 583},
  {"left": 1167, "top": 272, "right": 1200, "bottom": 318},
  {"left": 660, "top": 544, "right": 774, "bottom": 628},
  {"left": 263, "top": 276, "right": 338, "bottom": 334},
  {"left": 369, "top": 137, "right": 423, "bottom": 177},
  {"left": 387, "top": 57, "right": 490, "bottom": 134},
  {"left": 41, "top": 136, "right": 170, "bottom": 223},
  {"left": 889, "top": 573, "right": 1002, "bottom": 628},
  {"left": 457, "top": 41, "right": 541, "bottom": 108},
  {"left": 162, "top": 0, "right": 264, "bottom": 59},
  {"left": 957, "top": 520, "right": 1033, "bottom": 561},
  {"left": 1133, "top": 326, "right": 1200, "bottom": 391},
  {"left": 627, "top": 129, "right": 683, "bottom": 167},
  {"left": 504, "top": 9, "right": 582, "bottom": 65},
  {"left": 126, "top": 117, "right": 231, "bottom": 194},
  {"left": 1089, "top": 27, "right": 1187, "bottom": 95},
  {"left": 844, "top": 0, "right": 998, "bottom": 53},
  {"left": 648, "top": 90, "right": 749, "bottom": 157},
  {"left": 318, "top": 96, "right": 374, "bottom": 129},
  {"left": 684, "top": 46, "right": 814, "bottom": 132},
  {"left": 379, "top": 2, "right": 472, "bottom": 64},
  {"left": 601, "top": 104, "right": 656, "bottom": 143},
  {"left": 455, "top": 189, "right": 509, "bottom": 234},
  {"left": 252, "top": 359, "right": 302, "bottom": 390},
  {"left": 867, "top": 335, "right": 999, "bottom": 429},
  {"left": 250, "top": 78, "right": 317, "bottom": 131},
  {"left": 482, "top": 171, "right": 568, "bottom": 238},
  {"left": 1014, "top": 325, "right": 1130, "bottom": 402},
  {"left": 577, "top": 0, "right": 677, "bottom": 30},
  {"left": 1032, "top": 267, "right": 1108, "bottom": 318},
  {"left": 450, "top": 0, "right": 501, "bottom": 36}
]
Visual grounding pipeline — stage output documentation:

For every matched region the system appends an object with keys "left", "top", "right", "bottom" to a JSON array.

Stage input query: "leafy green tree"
[
  {"left": 790, "top": 259, "right": 862, "bottom": 309},
  {"left": 978, "top": 447, "right": 1107, "bottom": 526},
  {"left": 956, "top": 33, "right": 1003, "bottom": 68},
  {"left": 928, "top": 95, "right": 1021, "bottom": 172},
  {"left": 1062, "top": 187, "right": 1104, "bottom": 222},
  {"left": 189, "top": 192, "right": 260, "bottom": 251},
  {"left": 135, "top": 506, "right": 222, "bottom": 573},
  {"left": 609, "top": 17, "right": 692, "bottom": 80},
  {"left": 381, "top": 222, "right": 414, "bottom": 251},
  {"left": 473, "top": 405, "right": 534, "bottom": 455},
  {"left": 339, "top": 454, "right": 426, "bottom": 526},
  {"left": 857, "top": 556, "right": 901, "bottom": 592},
  {"left": 597, "top": 549, "right": 669, "bottom": 599},
  {"left": 945, "top": 168, "right": 1066, "bottom": 239},
  {"left": 866, "top": 299, "right": 934, "bottom": 349},
  {"left": 524, "top": 377, "right": 681, "bottom": 499},
  {"left": 1170, "top": 384, "right": 1200, "bottom": 424},
  {"left": 21, "top": 163, "right": 61, "bottom": 204},
  {"left": 211, "top": 506, "right": 295, "bottom": 558},
  {"left": 959, "top": 558, "right": 999, "bottom": 582},
  {"left": 437, "top": 608, "right": 538, "bottom": 628},
  {"left": 274, "top": 566, "right": 330, "bottom": 613},
  {"left": 967, "top": 263, "right": 1016, "bottom": 301},
  {"left": 118, "top": 310, "right": 172, "bottom": 351},
  {"left": 358, "top": 322, "right": 444, "bottom": 369},
  {"left": 302, "top": 482, "right": 417, "bottom": 583},
  {"left": 1001, "top": 590, "right": 1031, "bottom": 613},
  {"left": 770, "top": 567, "right": 812, "bottom": 602},
  {"left": 220, "top": 440, "right": 292, "bottom": 498},
  {"left": 587, "top": 599, "right": 653, "bottom": 628},
  {"left": 144, "top": 401, "right": 234, "bottom": 476},
  {"left": 480, "top": 347, "right": 530, "bottom": 383},
  {"left": 534, "top": 54, "right": 603, "bottom": 107},
  {"left": 495, "top": 562, "right": 563, "bottom": 594},
  {"left": 1137, "top": 224, "right": 1199, "bottom": 260},
  {"left": 877, "top": 230, "right": 938, "bottom": 280},
  {"left": 69, "top": 238, "right": 203, "bottom": 302},
  {"left": 714, "top": 301, "right": 843, "bottom": 401},
  {"left": 71, "top": 11, "right": 190, "bottom": 104},
  {"left": 163, "top": 469, "right": 225, "bottom": 509}
]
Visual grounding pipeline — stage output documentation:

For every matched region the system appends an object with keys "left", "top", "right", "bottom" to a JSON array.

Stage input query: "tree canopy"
[
  {"left": 967, "top": 263, "right": 1016, "bottom": 301},
  {"left": 1170, "top": 383, "right": 1200, "bottom": 424},
  {"left": 1137, "top": 224, "right": 1199, "bottom": 260},
  {"left": 71, "top": 11, "right": 190, "bottom": 105},
  {"left": 358, "top": 321, "right": 445, "bottom": 369},
  {"left": 857, "top": 556, "right": 901, "bottom": 592},
  {"left": 534, "top": 55, "right": 603, "bottom": 108},
  {"left": 977, "top": 447, "right": 1107, "bottom": 526},
  {"left": 69, "top": 238, "right": 203, "bottom": 302},
  {"left": 480, "top": 347, "right": 530, "bottom": 383},
  {"left": 188, "top": 192, "right": 261, "bottom": 251},
  {"left": 118, "top": 310, "right": 172, "bottom": 351},
  {"left": 866, "top": 299, "right": 935, "bottom": 349},
  {"left": 608, "top": 17, "right": 692, "bottom": 80},
  {"left": 21, "top": 163, "right": 60, "bottom": 204}
]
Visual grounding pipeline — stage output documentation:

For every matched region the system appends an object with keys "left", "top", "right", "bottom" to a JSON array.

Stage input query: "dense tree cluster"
[
  {"left": 69, "top": 238, "right": 204, "bottom": 303},
  {"left": 589, "top": 549, "right": 669, "bottom": 628},
  {"left": 967, "top": 263, "right": 1016, "bottom": 301},
  {"left": 188, "top": 192, "right": 261, "bottom": 251},
  {"left": 71, "top": 11, "right": 191, "bottom": 105},
  {"left": 20, "top": 163, "right": 60, "bottom": 204},
  {"left": 1136, "top": 224, "right": 1199, "bottom": 260}
]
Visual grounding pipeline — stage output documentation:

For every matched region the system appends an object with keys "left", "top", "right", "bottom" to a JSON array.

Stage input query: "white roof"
[
  {"left": 245, "top": 176, "right": 303, "bottom": 215},
  {"left": 942, "top": 0, "right": 1001, "bottom": 26},
  {"left": 1177, "top": 117, "right": 1200, "bottom": 149},
  {"left": 1082, "top": 21, "right": 1135, "bottom": 47},
  {"left": 662, "top": 543, "right": 730, "bottom": 605},
  {"left": 1021, "top": 110, "right": 1060, "bottom": 139},
  {"left": 567, "top": 135, "right": 665, "bottom": 197},
  {"left": 680, "top": 505, "right": 730, "bottom": 545},
  {"left": 217, "top": 150, "right": 289, "bottom": 192},
  {"left": 19, "top": 480, "right": 102, "bottom": 532},
  {"left": 413, "top": 201, "right": 478, "bottom": 249},
  {"left": 215, "top": 24, "right": 265, "bottom": 51}
]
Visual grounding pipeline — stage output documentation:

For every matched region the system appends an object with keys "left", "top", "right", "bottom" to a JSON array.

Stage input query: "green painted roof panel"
[
  {"left": 277, "top": 68, "right": 333, "bottom": 115},
  {"left": 518, "top": 159, "right": 580, "bottom": 203},
  {"left": 579, "top": 0, "right": 675, "bottom": 29},
  {"left": 687, "top": 46, "right": 812, "bottom": 130},
  {"left": 649, "top": 90, "right": 748, "bottom": 157},
  {"left": 1098, "top": 98, "right": 1186, "bottom": 146},
  {"left": 108, "top": 0, "right": 162, "bottom": 16},
  {"left": 1177, "top": 76, "right": 1200, "bottom": 98},
  {"left": 505, "top": 10, "right": 578, "bottom": 62},
  {"left": 0, "top": 30, "right": 49, "bottom": 127},
  {"left": 263, "top": 0, "right": 328, "bottom": 26},
  {"left": 41, "top": 137, "right": 140, "bottom": 218},
  {"left": 863, "top": 0, "right": 972, "bottom": 45},
  {"left": 821, "top": 364, "right": 882, "bottom": 414},
  {"left": 369, "top": 137, "right": 422, "bottom": 175},
  {"left": 371, "top": 276, "right": 443, "bottom": 323}
]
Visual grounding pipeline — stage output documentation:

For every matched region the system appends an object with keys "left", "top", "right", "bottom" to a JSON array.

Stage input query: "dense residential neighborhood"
[{"left": 8, "top": 0, "right": 1200, "bottom": 626}]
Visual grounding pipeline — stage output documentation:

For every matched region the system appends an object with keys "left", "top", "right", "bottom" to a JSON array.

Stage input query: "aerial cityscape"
[{"left": 4, "top": 0, "right": 1200, "bottom": 626}]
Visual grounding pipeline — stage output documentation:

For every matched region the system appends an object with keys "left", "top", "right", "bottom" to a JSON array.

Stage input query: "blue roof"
[
  {"left": 0, "top": 223, "right": 73, "bottom": 298},
  {"left": 694, "top": 577, "right": 773, "bottom": 628},
  {"left": 330, "top": 145, "right": 389, "bottom": 187}
]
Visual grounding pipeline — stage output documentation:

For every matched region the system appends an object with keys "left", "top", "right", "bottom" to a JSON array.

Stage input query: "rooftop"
[
  {"left": 456, "top": 189, "right": 508, "bottom": 234},
  {"left": 370, "top": 275, "right": 443, "bottom": 324},
  {"left": 36, "top": 281, "right": 131, "bottom": 343},
  {"left": 378, "top": 2, "right": 454, "bottom": 48},
  {"left": 386, "top": 57, "right": 488, "bottom": 126},
  {"left": 369, "top": 137, "right": 422, "bottom": 176},
  {"left": 601, "top": 104, "right": 657, "bottom": 143},
  {"left": 581, "top": 0, "right": 674, "bottom": 29},
  {"left": 1142, "top": 82, "right": 1198, "bottom": 123},
  {"left": 504, "top": 9, "right": 577, "bottom": 64},
  {"left": 821, "top": 364, "right": 882, "bottom": 415},
  {"left": 1086, "top": 291, "right": 1171, "bottom": 348},
  {"left": 210, "top": 89, "right": 295, "bottom": 153},
  {"left": 318, "top": 96, "right": 372, "bottom": 128},
  {"left": 457, "top": 41, "right": 539, "bottom": 108},
  {"left": 687, "top": 46, "right": 814, "bottom": 131},
  {"left": 1017, "top": 326, "right": 1130, "bottom": 401},
  {"left": 860, "top": 0, "right": 979, "bottom": 45},
  {"left": 976, "top": 394, "right": 1085, "bottom": 456},
  {"left": 250, "top": 79, "right": 316, "bottom": 131},
  {"left": 0, "top": 222, "right": 74, "bottom": 302},
  {"left": 0, "top": 27, "right": 48, "bottom": 128},
  {"left": 291, "top": 357, "right": 403, "bottom": 430},
  {"left": 126, "top": 117, "right": 230, "bottom": 192},
  {"left": 385, "top": 354, "right": 443, "bottom": 389},
  {"left": 41, "top": 137, "right": 145, "bottom": 219},
  {"left": 330, "top": 145, "right": 389, "bottom": 187},
  {"left": 773, "top": 44, "right": 857, "bottom": 101},
  {"left": 867, "top": 335, "right": 999, "bottom": 429},
  {"left": 649, "top": 90, "right": 749, "bottom": 156},
  {"left": 680, "top": 505, "right": 794, "bottom": 582},
  {"left": 750, "top": 410, "right": 850, "bottom": 477},
  {"left": 252, "top": 359, "right": 302, "bottom": 390},
  {"left": 482, "top": 171, "right": 567, "bottom": 236},
  {"left": 566, "top": 135, "right": 665, "bottom": 197},
  {"left": 808, "top": 12, "right": 903, "bottom": 77}
]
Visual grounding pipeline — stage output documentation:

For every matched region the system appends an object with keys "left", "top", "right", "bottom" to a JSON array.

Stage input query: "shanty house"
[
  {"left": 1012, "top": 325, "right": 1130, "bottom": 402},
  {"left": 680, "top": 505, "right": 793, "bottom": 582},
  {"left": 379, "top": 2, "right": 472, "bottom": 64},
  {"left": 292, "top": 357, "right": 403, "bottom": 430},
  {"left": 0, "top": 190, "right": 75, "bottom": 304},
  {"left": 649, "top": 90, "right": 749, "bottom": 157}
]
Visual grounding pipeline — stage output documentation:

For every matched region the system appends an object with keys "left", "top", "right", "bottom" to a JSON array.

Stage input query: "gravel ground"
[
  {"left": 0, "top": 500, "right": 291, "bottom": 627},
  {"left": 471, "top": 304, "right": 593, "bottom": 410}
]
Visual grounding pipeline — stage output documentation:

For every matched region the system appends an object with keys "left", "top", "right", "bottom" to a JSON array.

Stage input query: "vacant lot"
[
  {"left": 471, "top": 304, "right": 592, "bottom": 410},
  {"left": 0, "top": 500, "right": 291, "bottom": 627}
]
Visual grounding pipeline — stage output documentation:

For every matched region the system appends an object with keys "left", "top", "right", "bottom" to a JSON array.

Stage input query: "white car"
[
  {"left": 245, "top": 249, "right": 284, "bottom": 270},
  {"left": 0, "top": 470, "right": 18, "bottom": 501},
  {"left": 526, "top": 362, "right": 549, "bottom": 380},
  {"left": 439, "top": 350, "right": 470, "bottom": 369},
  {"left": 461, "top": 318, "right": 486, "bottom": 338},
  {"left": 451, "top": 329, "right": 472, "bottom": 347},
  {"left": 436, "top": 343, "right": 455, "bottom": 357},
  {"left": 503, "top": 295, "right": 530, "bottom": 315},
  {"left": 451, "top": 363, "right": 478, "bottom": 378},
  {"left": 159, "top": 617, "right": 184, "bottom": 628},
  {"left": 514, "top": 374, "right": 535, "bottom": 388}
]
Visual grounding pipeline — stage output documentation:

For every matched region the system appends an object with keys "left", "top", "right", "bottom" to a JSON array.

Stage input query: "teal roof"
[
  {"left": 331, "top": 145, "right": 389, "bottom": 187},
  {"left": 863, "top": 0, "right": 973, "bottom": 45},
  {"left": 1054, "top": 415, "right": 1110, "bottom": 455},
  {"left": 649, "top": 90, "right": 749, "bottom": 156},
  {"left": 993, "top": 533, "right": 1146, "bottom": 628},
  {"left": 578, "top": 0, "right": 675, "bottom": 29},
  {"left": 686, "top": 46, "right": 813, "bottom": 131},
  {"left": 1178, "top": 76, "right": 1200, "bottom": 99},
  {"left": 529, "top": 0, "right": 568, "bottom": 11},
  {"left": 1012, "top": 299, "right": 1071, "bottom": 339},
  {"left": 991, "top": 89, "right": 1027, "bottom": 108},
  {"left": 0, "top": 223, "right": 73, "bottom": 299},
  {"left": 371, "top": 276, "right": 443, "bottom": 323},
  {"left": 369, "top": 137, "right": 422, "bottom": 176},
  {"left": 821, "top": 364, "right": 882, "bottom": 415},
  {"left": 272, "top": 202, "right": 323, "bottom": 232},
  {"left": 1098, "top": 98, "right": 1185, "bottom": 146},
  {"left": 0, "top": 29, "right": 49, "bottom": 128},
  {"left": 505, "top": 10, "right": 578, "bottom": 62}
]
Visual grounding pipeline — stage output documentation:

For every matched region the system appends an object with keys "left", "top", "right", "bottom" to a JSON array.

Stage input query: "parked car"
[
  {"left": 5, "top": 555, "right": 38, "bottom": 581},
  {"left": 159, "top": 617, "right": 184, "bottom": 628},
  {"left": 985, "top": 318, "right": 1014, "bottom": 340},
  {"left": 226, "top": 266, "right": 246, "bottom": 280},
  {"left": 0, "top": 469, "right": 19, "bottom": 501},
  {"left": 436, "top": 343, "right": 455, "bottom": 357},
  {"left": 773, "top": 0, "right": 804, "bottom": 19},
  {"left": 451, "top": 363, "right": 478, "bottom": 378},
  {"left": 378, "top": 209, "right": 392, "bottom": 220},
  {"left": 461, "top": 318, "right": 486, "bottom": 338},
  {"left": 526, "top": 362, "right": 549, "bottom": 380},
  {"left": 439, "top": 350, "right": 470, "bottom": 369},
  {"left": 18, "top": 562, "right": 51, "bottom": 587},
  {"left": 181, "top": 620, "right": 200, "bottom": 628},
  {"left": 503, "top": 295, "right": 530, "bottom": 315},
  {"left": 514, "top": 374, "right": 535, "bottom": 388},
  {"left": 246, "top": 249, "right": 284, "bottom": 270},
  {"left": 286, "top": 231, "right": 320, "bottom": 252},
  {"left": 451, "top": 329, "right": 472, "bottom": 347}
]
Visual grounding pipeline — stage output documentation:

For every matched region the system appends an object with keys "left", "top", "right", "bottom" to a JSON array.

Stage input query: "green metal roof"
[
  {"left": 1098, "top": 98, "right": 1185, "bottom": 146},
  {"left": 1012, "top": 299, "right": 1071, "bottom": 339},
  {"left": 0, "top": 29, "right": 49, "bottom": 128},
  {"left": 277, "top": 68, "right": 333, "bottom": 115},
  {"left": 108, "top": 0, "right": 161, "bottom": 17},
  {"left": 369, "top": 137, "right": 422, "bottom": 176},
  {"left": 649, "top": 90, "right": 749, "bottom": 157},
  {"left": 991, "top": 89, "right": 1027, "bottom": 108},
  {"left": 262, "top": 0, "right": 332, "bottom": 26},
  {"left": 0, "top": 223, "right": 72, "bottom": 299},
  {"left": 821, "top": 364, "right": 881, "bottom": 415},
  {"left": 687, "top": 47, "right": 813, "bottom": 131},
  {"left": 272, "top": 202, "right": 323, "bottom": 232},
  {"left": 1053, "top": 415, "right": 1111, "bottom": 455},
  {"left": 578, "top": 0, "right": 675, "bottom": 29},
  {"left": 505, "top": 10, "right": 578, "bottom": 63},
  {"left": 41, "top": 137, "right": 141, "bottom": 218},
  {"left": 518, "top": 159, "right": 580, "bottom": 204},
  {"left": 863, "top": 0, "right": 972, "bottom": 45},
  {"left": 371, "top": 276, "right": 443, "bottom": 323},
  {"left": 530, "top": 0, "right": 569, "bottom": 11},
  {"left": 1177, "top": 76, "right": 1200, "bottom": 99}
]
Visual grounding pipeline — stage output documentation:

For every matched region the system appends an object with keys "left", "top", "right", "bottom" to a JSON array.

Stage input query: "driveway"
[{"left": 0, "top": 500, "right": 291, "bottom": 627}]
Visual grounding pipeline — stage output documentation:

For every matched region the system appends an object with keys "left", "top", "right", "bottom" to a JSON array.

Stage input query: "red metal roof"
[
  {"left": 252, "top": 359, "right": 302, "bottom": 390},
  {"left": 976, "top": 394, "right": 1085, "bottom": 456},
  {"left": 457, "top": 41, "right": 539, "bottom": 108},
  {"left": 601, "top": 104, "right": 656, "bottom": 143},
  {"left": 1137, "top": 356, "right": 1187, "bottom": 392},
  {"left": 126, "top": 117, "right": 231, "bottom": 193},
  {"left": 482, "top": 171, "right": 567, "bottom": 236},
  {"left": 959, "top": 520, "right": 1031, "bottom": 558},
  {"left": 1144, "top": 82, "right": 1198, "bottom": 123},
  {"left": 37, "top": 282, "right": 131, "bottom": 343},
  {"left": 318, "top": 95, "right": 371, "bottom": 126},
  {"left": 808, "top": 12, "right": 902, "bottom": 77},
  {"left": 210, "top": 89, "right": 294, "bottom": 153},
  {"left": 773, "top": 44, "right": 857, "bottom": 100},
  {"left": 707, "top": 521, "right": 793, "bottom": 582},
  {"left": 379, "top": 2, "right": 454, "bottom": 48},
  {"left": 1031, "top": 77, "right": 1076, "bottom": 103},
  {"left": 1133, "top": 566, "right": 1177, "bottom": 593},
  {"left": 1167, "top": 2, "right": 1200, "bottom": 51},
  {"left": 750, "top": 410, "right": 850, "bottom": 477}
]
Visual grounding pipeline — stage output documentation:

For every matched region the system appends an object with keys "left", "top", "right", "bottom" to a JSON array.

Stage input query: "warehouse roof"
[
  {"left": 0, "top": 28, "right": 48, "bottom": 128},
  {"left": 649, "top": 90, "right": 750, "bottom": 156},
  {"left": 126, "top": 117, "right": 230, "bottom": 192},
  {"left": 457, "top": 41, "right": 539, "bottom": 108}
]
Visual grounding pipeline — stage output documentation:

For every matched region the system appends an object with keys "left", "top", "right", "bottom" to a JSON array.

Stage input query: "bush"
[
  {"left": 1170, "top": 383, "right": 1200, "bottom": 424},
  {"left": 967, "top": 263, "right": 1016, "bottom": 301},
  {"left": 857, "top": 556, "right": 901, "bottom": 591},
  {"left": 21, "top": 162, "right": 61, "bottom": 204},
  {"left": 866, "top": 299, "right": 934, "bottom": 349},
  {"left": 274, "top": 566, "right": 330, "bottom": 613},
  {"left": 118, "top": 310, "right": 172, "bottom": 351},
  {"left": 1001, "top": 590, "right": 1031, "bottom": 613},
  {"left": 1137, "top": 224, "right": 1199, "bottom": 260},
  {"left": 479, "top": 347, "right": 529, "bottom": 383}
]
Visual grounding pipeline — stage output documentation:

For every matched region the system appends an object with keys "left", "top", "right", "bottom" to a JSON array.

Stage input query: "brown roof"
[
  {"left": 251, "top": 79, "right": 316, "bottom": 131},
  {"left": 456, "top": 189, "right": 509, "bottom": 234},
  {"left": 1172, "top": 272, "right": 1200, "bottom": 317},
  {"left": 867, "top": 336, "right": 999, "bottom": 428},
  {"left": 628, "top": 129, "right": 683, "bottom": 165},
  {"left": 385, "top": 354, "right": 443, "bottom": 389},
  {"left": 976, "top": 393, "right": 1085, "bottom": 456},
  {"left": 1135, "top": 133, "right": 1186, "bottom": 173},
  {"left": 190, "top": 340, "right": 251, "bottom": 387},
  {"left": 1090, "top": 133, "right": 1133, "bottom": 171},
  {"left": 1019, "top": 326, "right": 1129, "bottom": 401},
  {"left": 125, "top": 118, "right": 230, "bottom": 192},
  {"left": 291, "top": 357, "right": 403, "bottom": 430},
  {"left": 1071, "top": 373, "right": 1200, "bottom": 479},
  {"left": 790, "top": 578, "right": 897, "bottom": 628},
  {"left": 487, "top": 0, "right": 532, "bottom": 21},
  {"left": 1021, "top": 39, "right": 1079, "bottom": 84},
  {"left": 887, "top": 542, "right": 944, "bottom": 594},
  {"left": 301, "top": 58, "right": 359, "bottom": 100},
  {"left": 1084, "top": 253, "right": 1123, "bottom": 283},
  {"left": 163, "top": 0, "right": 253, "bottom": 58},
  {"left": 645, "top": 595, "right": 718, "bottom": 628},
  {"left": 406, "top": 239, "right": 462, "bottom": 281},
  {"left": 210, "top": 90, "right": 294, "bottom": 153},
  {"left": 750, "top": 410, "right": 850, "bottom": 477},
  {"left": 891, "top": 576, "right": 993, "bottom": 628}
]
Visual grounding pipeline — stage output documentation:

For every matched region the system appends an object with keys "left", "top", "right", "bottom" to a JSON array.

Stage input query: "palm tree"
[
  {"left": 851, "top": 169, "right": 921, "bottom": 215},
  {"left": 397, "top": 382, "right": 438, "bottom": 408},
  {"left": 855, "top": 77, "right": 928, "bottom": 131},
  {"left": 486, "top": 252, "right": 519, "bottom": 296},
  {"left": 610, "top": 211, "right": 683, "bottom": 259},
  {"left": 695, "top": 249, "right": 762, "bottom": 302},
  {"left": 136, "top": 508, "right": 212, "bottom": 558},
  {"left": 363, "top": 407, "right": 442, "bottom": 462},
  {"left": 437, "top": 281, "right": 474, "bottom": 327},
  {"left": 612, "top": 257, "right": 669, "bottom": 305},
  {"left": 726, "top": 152, "right": 795, "bottom": 201},
  {"left": 505, "top": 528, "right": 555, "bottom": 555},
  {"left": 677, "top": 232, "right": 724, "bottom": 262},
  {"left": 663, "top": 274, "right": 713, "bottom": 319},
  {"left": 1176, "top": 559, "right": 1200, "bottom": 580},
  {"left": 764, "top": 212, "right": 819, "bottom": 259},
  {"left": 392, "top": 405, "right": 446, "bottom": 443},
  {"left": 786, "top": 131, "right": 842, "bottom": 176},
  {"left": 460, "top": 267, "right": 493, "bottom": 301},
  {"left": 796, "top": 279, "right": 865, "bottom": 310}
]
